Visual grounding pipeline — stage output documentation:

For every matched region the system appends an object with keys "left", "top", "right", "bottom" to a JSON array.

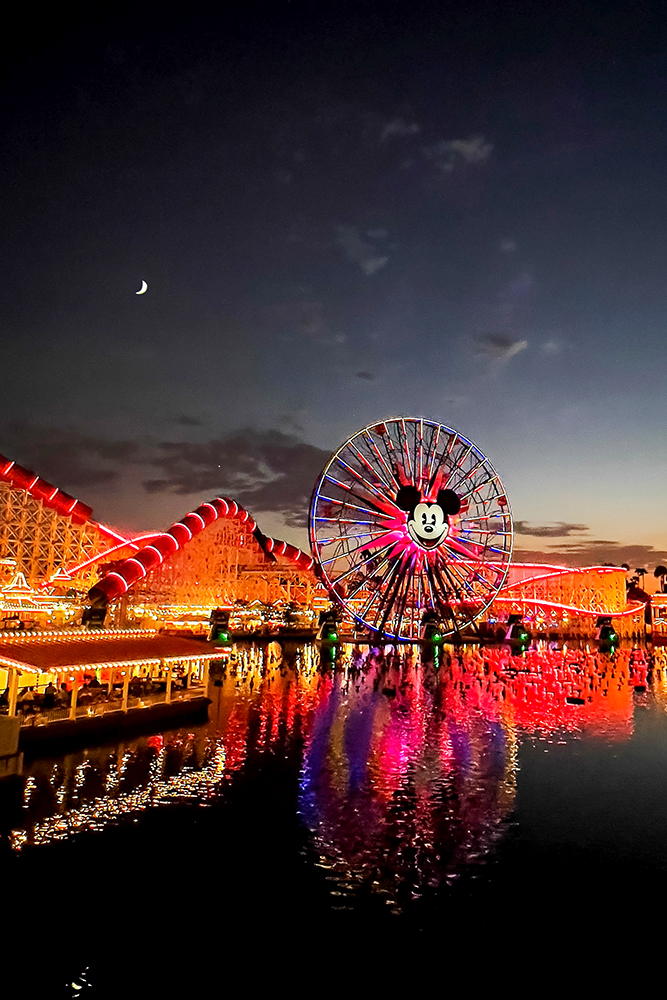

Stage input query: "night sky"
[{"left": 2, "top": 1, "right": 667, "bottom": 572}]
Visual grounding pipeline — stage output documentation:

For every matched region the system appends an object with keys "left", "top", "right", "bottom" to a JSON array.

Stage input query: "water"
[{"left": 4, "top": 641, "right": 667, "bottom": 995}]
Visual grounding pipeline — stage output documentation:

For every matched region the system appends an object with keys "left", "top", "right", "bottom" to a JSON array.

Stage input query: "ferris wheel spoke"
[
  {"left": 413, "top": 419, "right": 423, "bottom": 490},
  {"left": 434, "top": 558, "right": 472, "bottom": 602},
  {"left": 376, "top": 558, "right": 409, "bottom": 637},
  {"left": 442, "top": 550, "right": 495, "bottom": 602},
  {"left": 461, "top": 511, "right": 508, "bottom": 523},
  {"left": 441, "top": 534, "right": 483, "bottom": 562},
  {"left": 426, "top": 562, "right": 457, "bottom": 619},
  {"left": 333, "top": 457, "right": 395, "bottom": 505},
  {"left": 398, "top": 418, "right": 414, "bottom": 483},
  {"left": 426, "top": 431, "right": 456, "bottom": 494},
  {"left": 345, "top": 550, "right": 394, "bottom": 600},
  {"left": 347, "top": 440, "right": 394, "bottom": 496},
  {"left": 355, "top": 587, "right": 384, "bottom": 626},
  {"left": 458, "top": 474, "right": 500, "bottom": 503},
  {"left": 317, "top": 494, "right": 395, "bottom": 520},
  {"left": 363, "top": 432, "right": 400, "bottom": 493},
  {"left": 421, "top": 422, "right": 441, "bottom": 491},
  {"left": 457, "top": 527, "right": 512, "bottom": 537},
  {"left": 323, "top": 475, "right": 394, "bottom": 516},
  {"left": 395, "top": 557, "right": 417, "bottom": 637},
  {"left": 448, "top": 455, "right": 486, "bottom": 494},
  {"left": 387, "top": 555, "right": 413, "bottom": 636},
  {"left": 422, "top": 564, "right": 446, "bottom": 623},
  {"left": 317, "top": 528, "right": 390, "bottom": 546},
  {"left": 377, "top": 427, "right": 406, "bottom": 488},
  {"left": 314, "top": 517, "right": 386, "bottom": 526},
  {"left": 365, "top": 559, "right": 404, "bottom": 633},
  {"left": 321, "top": 538, "right": 396, "bottom": 579},
  {"left": 450, "top": 439, "right": 474, "bottom": 483}
]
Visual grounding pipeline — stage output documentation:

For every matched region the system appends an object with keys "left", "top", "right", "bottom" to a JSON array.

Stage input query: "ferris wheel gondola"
[{"left": 309, "top": 417, "right": 513, "bottom": 641}]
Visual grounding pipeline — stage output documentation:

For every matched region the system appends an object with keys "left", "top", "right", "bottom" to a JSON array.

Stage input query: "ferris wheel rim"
[{"left": 309, "top": 416, "right": 514, "bottom": 640}]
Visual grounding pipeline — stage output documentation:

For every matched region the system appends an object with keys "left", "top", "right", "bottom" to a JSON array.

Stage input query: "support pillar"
[
  {"left": 122, "top": 672, "right": 130, "bottom": 713},
  {"left": 8, "top": 669, "right": 19, "bottom": 718},
  {"left": 165, "top": 664, "right": 172, "bottom": 704},
  {"left": 69, "top": 680, "right": 78, "bottom": 721},
  {"left": 201, "top": 658, "right": 210, "bottom": 690}
]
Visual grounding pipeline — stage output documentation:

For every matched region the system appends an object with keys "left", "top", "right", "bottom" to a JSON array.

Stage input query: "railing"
[{"left": 18, "top": 684, "right": 206, "bottom": 727}]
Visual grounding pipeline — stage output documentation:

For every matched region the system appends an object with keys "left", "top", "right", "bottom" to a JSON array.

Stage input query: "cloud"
[
  {"left": 0, "top": 423, "right": 139, "bottom": 489},
  {"left": 515, "top": 521, "right": 589, "bottom": 538},
  {"left": 261, "top": 299, "right": 334, "bottom": 342},
  {"left": 173, "top": 415, "right": 204, "bottom": 427},
  {"left": 500, "top": 240, "right": 517, "bottom": 253},
  {"left": 380, "top": 118, "right": 421, "bottom": 142},
  {"left": 355, "top": 371, "right": 375, "bottom": 381},
  {"left": 278, "top": 414, "right": 305, "bottom": 435},
  {"left": 474, "top": 333, "right": 528, "bottom": 365},
  {"left": 445, "top": 136, "right": 494, "bottom": 163},
  {"left": 335, "top": 226, "right": 389, "bottom": 276},
  {"left": 143, "top": 429, "right": 332, "bottom": 528},
  {"left": 422, "top": 135, "right": 493, "bottom": 171},
  {"left": 542, "top": 340, "right": 561, "bottom": 354},
  {"left": 513, "top": 540, "right": 667, "bottom": 570}
]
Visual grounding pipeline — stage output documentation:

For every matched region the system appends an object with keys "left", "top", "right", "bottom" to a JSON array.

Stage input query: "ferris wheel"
[{"left": 309, "top": 417, "right": 513, "bottom": 641}]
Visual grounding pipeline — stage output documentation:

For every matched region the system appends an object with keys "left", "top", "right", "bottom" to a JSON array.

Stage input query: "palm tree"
[
  {"left": 636, "top": 567, "right": 648, "bottom": 591},
  {"left": 654, "top": 565, "right": 667, "bottom": 593}
]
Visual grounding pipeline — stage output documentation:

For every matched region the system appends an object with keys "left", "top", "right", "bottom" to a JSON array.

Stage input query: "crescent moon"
[{"left": 135, "top": 280, "right": 148, "bottom": 295}]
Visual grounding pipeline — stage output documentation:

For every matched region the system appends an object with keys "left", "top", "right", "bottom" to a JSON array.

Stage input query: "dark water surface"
[{"left": 4, "top": 641, "right": 667, "bottom": 994}]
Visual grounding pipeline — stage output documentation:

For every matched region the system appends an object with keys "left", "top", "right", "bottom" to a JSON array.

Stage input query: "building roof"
[{"left": 0, "top": 629, "right": 217, "bottom": 672}]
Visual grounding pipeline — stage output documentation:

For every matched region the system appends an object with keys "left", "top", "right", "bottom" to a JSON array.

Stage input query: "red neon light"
[
  {"left": 200, "top": 503, "right": 219, "bottom": 522},
  {"left": 142, "top": 545, "right": 164, "bottom": 565},
  {"left": 125, "top": 558, "right": 147, "bottom": 579},
  {"left": 104, "top": 572, "right": 129, "bottom": 595}
]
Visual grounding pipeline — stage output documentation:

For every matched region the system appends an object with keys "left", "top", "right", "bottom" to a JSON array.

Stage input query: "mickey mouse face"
[
  {"left": 409, "top": 502, "right": 447, "bottom": 548},
  {"left": 396, "top": 485, "right": 461, "bottom": 551}
]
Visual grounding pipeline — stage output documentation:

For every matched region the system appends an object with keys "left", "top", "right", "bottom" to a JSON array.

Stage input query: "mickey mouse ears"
[
  {"left": 395, "top": 485, "right": 461, "bottom": 516},
  {"left": 395, "top": 485, "right": 420, "bottom": 511}
]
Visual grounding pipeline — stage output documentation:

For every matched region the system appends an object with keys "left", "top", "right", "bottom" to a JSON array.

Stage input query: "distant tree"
[
  {"left": 654, "top": 565, "right": 667, "bottom": 593},
  {"left": 636, "top": 567, "right": 648, "bottom": 590},
  {"left": 621, "top": 563, "right": 630, "bottom": 572}
]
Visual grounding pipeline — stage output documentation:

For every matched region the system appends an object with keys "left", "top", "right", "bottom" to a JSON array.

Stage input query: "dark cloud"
[
  {"left": 335, "top": 226, "right": 389, "bottom": 276},
  {"left": 1, "top": 423, "right": 138, "bottom": 489},
  {"left": 355, "top": 371, "right": 375, "bottom": 381},
  {"left": 258, "top": 300, "right": 339, "bottom": 343},
  {"left": 173, "top": 415, "right": 204, "bottom": 427},
  {"left": 515, "top": 521, "right": 588, "bottom": 538},
  {"left": 475, "top": 333, "right": 528, "bottom": 364},
  {"left": 421, "top": 135, "right": 493, "bottom": 173},
  {"left": 380, "top": 117, "right": 420, "bottom": 142},
  {"left": 143, "top": 429, "right": 331, "bottom": 528},
  {"left": 514, "top": 540, "right": 667, "bottom": 570}
]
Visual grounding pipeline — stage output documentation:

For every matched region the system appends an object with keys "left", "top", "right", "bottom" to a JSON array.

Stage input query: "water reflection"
[{"left": 11, "top": 642, "right": 657, "bottom": 912}]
